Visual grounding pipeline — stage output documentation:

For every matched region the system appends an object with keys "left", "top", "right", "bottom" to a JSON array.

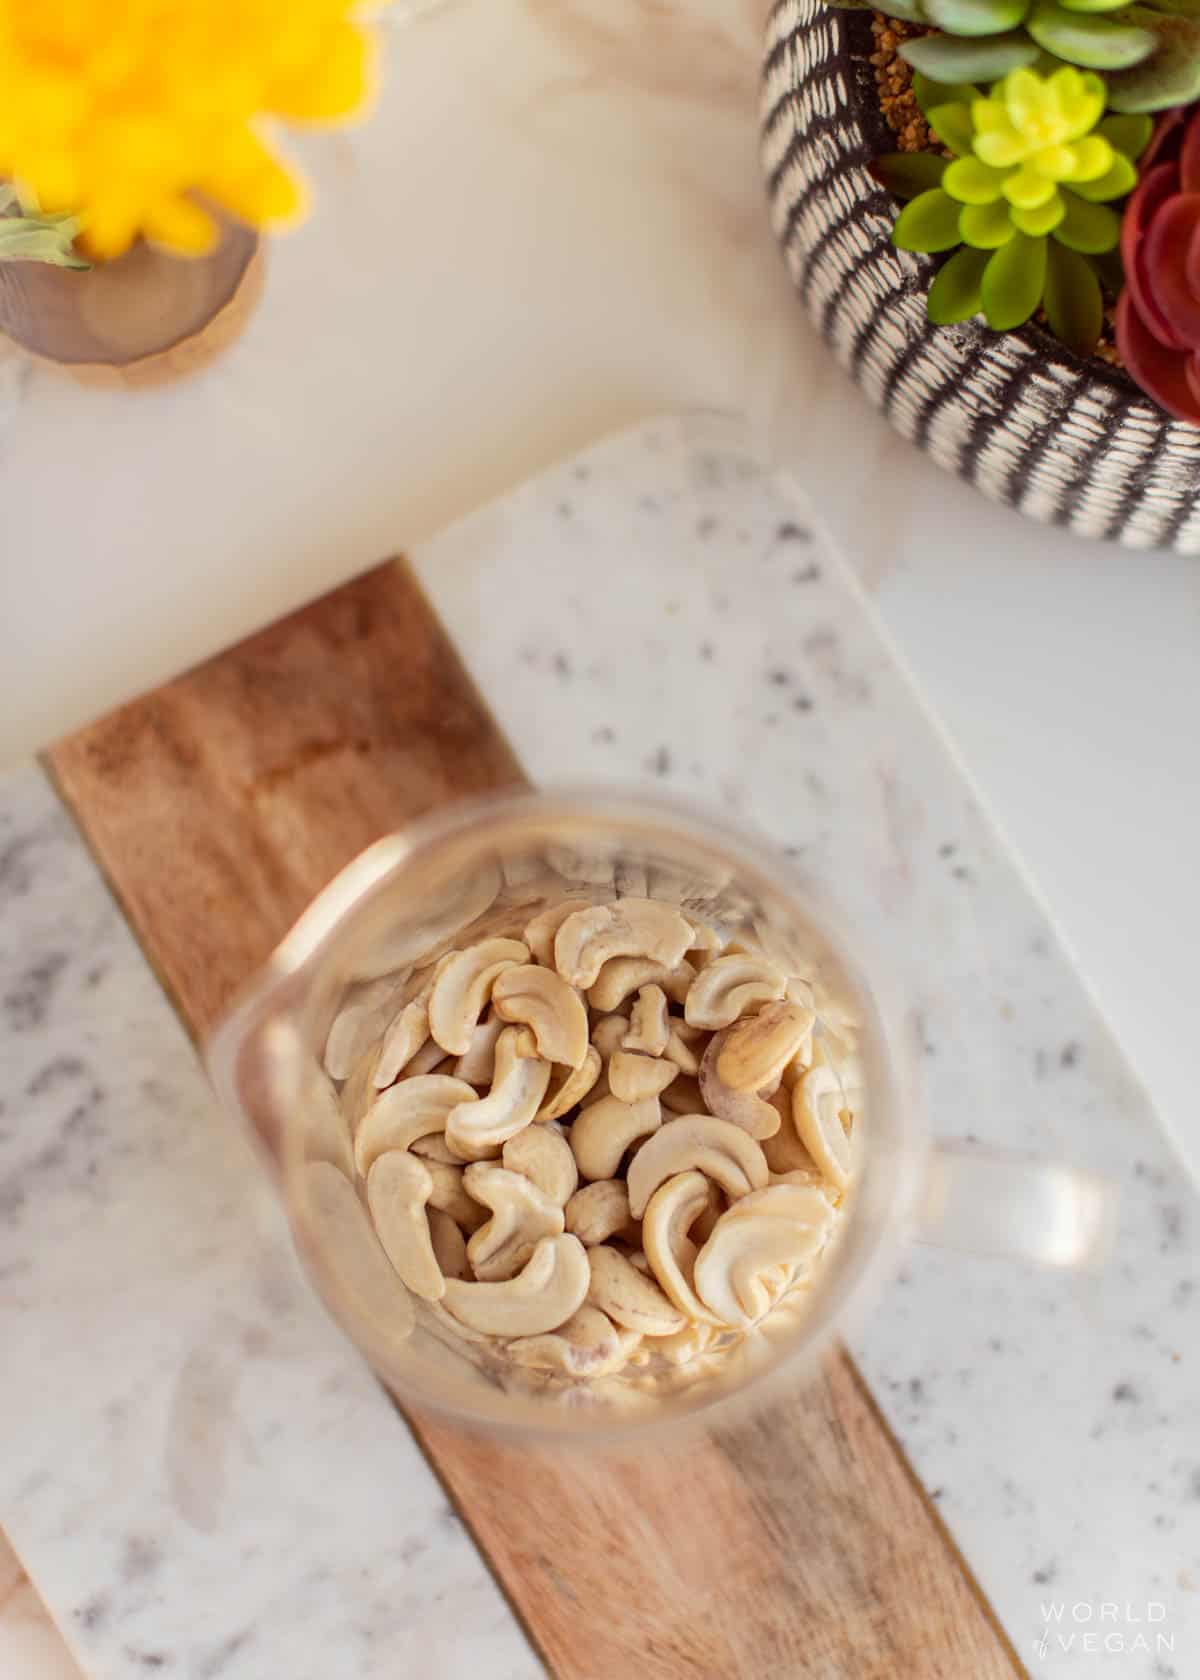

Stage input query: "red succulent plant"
[{"left": 1117, "top": 105, "right": 1200, "bottom": 423}]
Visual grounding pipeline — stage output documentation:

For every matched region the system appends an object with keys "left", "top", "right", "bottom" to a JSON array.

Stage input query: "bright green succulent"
[
  {"left": 871, "top": 65, "right": 1151, "bottom": 350},
  {"left": 832, "top": 0, "right": 1200, "bottom": 111}
]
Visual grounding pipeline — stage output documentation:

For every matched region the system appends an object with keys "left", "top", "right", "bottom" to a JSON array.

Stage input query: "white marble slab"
[
  {"left": 0, "top": 771, "right": 541, "bottom": 1680},
  {"left": 3, "top": 416, "right": 1197, "bottom": 1680}
]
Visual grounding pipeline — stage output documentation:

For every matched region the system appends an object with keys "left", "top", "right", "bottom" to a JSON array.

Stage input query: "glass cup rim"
[{"left": 206, "top": 784, "right": 925, "bottom": 1441}]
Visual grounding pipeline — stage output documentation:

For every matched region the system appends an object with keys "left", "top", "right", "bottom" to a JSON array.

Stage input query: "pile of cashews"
[{"left": 308, "top": 893, "right": 862, "bottom": 1385}]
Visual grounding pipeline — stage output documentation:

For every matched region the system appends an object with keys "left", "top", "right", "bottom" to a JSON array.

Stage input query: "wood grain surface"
[{"left": 48, "top": 559, "right": 1023, "bottom": 1680}]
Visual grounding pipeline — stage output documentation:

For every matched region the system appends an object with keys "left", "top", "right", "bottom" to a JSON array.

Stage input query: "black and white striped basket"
[{"left": 761, "top": 0, "right": 1200, "bottom": 551}]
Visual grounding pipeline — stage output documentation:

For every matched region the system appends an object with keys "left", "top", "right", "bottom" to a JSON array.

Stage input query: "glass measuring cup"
[{"left": 206, "top": 787, "right": 1111, "bottom": 1439}]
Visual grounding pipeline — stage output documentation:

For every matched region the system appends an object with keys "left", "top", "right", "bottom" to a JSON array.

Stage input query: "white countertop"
[{"left": 1, "top": 0, "right": 1198, "bottom": 1671}]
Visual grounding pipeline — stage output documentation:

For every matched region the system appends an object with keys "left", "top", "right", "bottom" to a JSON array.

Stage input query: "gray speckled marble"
[
  {"left": 0, "top": 773, "right": 541, "bottom": 1680},
  {"left": 2, "top": 413, "right": 1197, "bottom": 1679}
]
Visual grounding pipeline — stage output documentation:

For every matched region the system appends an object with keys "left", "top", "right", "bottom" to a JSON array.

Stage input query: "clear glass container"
[{"left": 207, "top": 787, "right": 1110, "bottom": 1441}]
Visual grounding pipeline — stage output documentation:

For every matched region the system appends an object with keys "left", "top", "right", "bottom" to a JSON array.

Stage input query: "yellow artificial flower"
[{"left": 0, "top": 0, "right": 380, "bottom": 259}]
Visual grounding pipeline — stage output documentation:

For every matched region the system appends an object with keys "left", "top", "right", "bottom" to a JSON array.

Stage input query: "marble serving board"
[{"left": 1, "top": 414, "right": 1196, "bottom": 1680}]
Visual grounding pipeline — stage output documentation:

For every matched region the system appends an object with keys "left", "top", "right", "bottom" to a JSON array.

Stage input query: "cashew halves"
[
  {"left": 554, "top": 898, "right": 692, "bottom": 990},
  {"left": 502, "top": 1123, "right": 578, "bottom": 1207},
  {"left": 366, "top": 1151, "right": 446, "bottom": 1301},
  {"left": 699, "top": 1031, "right": 780, "bottom": 1141},
  {"left": 569, "top": 1094, "right": 662, "bottom": 1181},
  {"left": 492, "top": 963, "right": 590, "bottom": 1069},
  {"left": 622, "top": 984, "right": 670, "bottom": 1057},
  {"left": 692, "top": 1184, "right": 835, "bottom": 1326},
  {"left": 625, "top": 1114, "right": 769, "bottom": 1219},
  {"left": 441, "top": 1233, "right": 590, "bottom": 1337},
  {"left": 641, "top": 1170, "right": 725, "bottom": 1326},
  {"left": 792, "top": 1063, "right": 859, "bottom": 1190},
  {"left": 537, "top": 1044, "right": 602, "bottom": 1122},
  {"left": 428, "top": 937, "right": 530, "bottom": 1057},
  {"left": 354, "top": 1075, "right": 480, "bottom": 1176},
  {"left": 683, "top": 952, "right": 787, "bottom": 1030},
  {"left": 463, "top": 1163, "right": 566, "bottom": 1282},
  {"left": 445, "top": 1026, "right": 552, "bottom": 1161},
  {"left": 564, "top": 1179, "right": 638, "bottom": 1246},
  {"left": 585, "top": 1244, "right": 686, "bottom": 1337}
]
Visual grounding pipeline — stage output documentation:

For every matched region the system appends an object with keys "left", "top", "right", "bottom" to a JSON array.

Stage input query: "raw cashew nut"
[
  {"left": 608, "top": 1049, "right": 679, "bottom": 1104},
  {"left": 441, "top": 1233, "right": 590, "bottom": 1337},
  {"left": 660, "top": 1074, "right": 704, "bottom": 1115},
  {"left": 792, "top": 1064, "right": 859, "bottom": 1190},
  {"left": 625, "top": 1114, "right": 769, "bottom": 1219},
  {"left": 428, "top": 938, "right": 530, "bottom": 1056},
  {"left": 464, "top": 1163, "right": 566, "bottom": 1282},
  {"left": 523, "top": 898, "right": 596, "bottom": 967},
  {"left": 445, "top": 1027, "right": 552, "bottom": 1161},
  {"left": 683, "top": 953, "right": 787, "bottom": 1030},
  {"left": 502, "top": 1124, "right": 578, "bottom": 1207},
  {"left": 537, "top": 1044, "right": 602, "bottom": 1121},
  {"left": 623, "top": 984, "right": 669, "bottom": 1057},
  {"left": 409, "top": 1132, "right": 462, "bottom": 1166},
  {"left": 762, "top": 1108, "right": 822, "bottom": 1177},
  {"left": 699, "top": 1032, "right": 780, "bottom": 1141},
  {"left": 569, "top": 1094, "right": 662, "bottom": 1181},
  {"left": 404, "top": 1037, "right": 452, "bottom": 1077},
  {"left": 588, "top": 956, "right": 696, "bottom": 1013},
  {"left": 655, "top": 1319, "right": 724, "bottom": 1367},
  {"left": 716, "top": 1000, "right": 816, "bottom": 1093},
  {"left": 452, "top": 1011, "right": 505, "bottom": 1085},
  {"left": 564, "top": 1179, "right": 638, "bottom": 1246},
  {"left": 506, "top": 1304, "right": 629, "bottom": 1378},
  {"left": 425, "top": 1161, "right": 488, "bottom": 1233},
  {"left": 585, "top": 1244, "right": 686, "bottom": 1337},
  {"left": 354, "top": 1076, "right": 480, "bottom": 1176},
  {"left": 663, "top": 1019, "right": 706, "bottom": 1075},
  {"left": 693, "top": 1184, "right": 835, "bottom": 1326},
  {"left": 373, "top": 997, "right": 430, "bottom": 1087},
  {"left": 554, "top": 898, "right": 692, "bottom": 990},
  {"left": 642, "top": 1171, "right": 725, "bottom": 1326},
  {"left": 366, "top": 1151, "right": 446, "bottom": 1301},
  {"left": 492, "top": 964, "right": 590, "bottom": 1068},
  {"left": 590, "top": 1014, "right": 631, "bottom": 1059},
  {"left": 324, "top": 975, "right": 405, "bottom": 1081},
  {"left": 427, "top": 1207, "right": 470, "bottom": 1279},
  {"left": 301, "top": 1162, "right": 415, "bottom": 1339}
]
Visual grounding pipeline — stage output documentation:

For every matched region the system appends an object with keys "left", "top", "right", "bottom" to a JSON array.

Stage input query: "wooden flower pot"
[
  {"left": 0, "top": 214, "right": 261, "bottom": 387},
  {"left": 761, "top": 0, "right": 1200, "bottom": 551}
]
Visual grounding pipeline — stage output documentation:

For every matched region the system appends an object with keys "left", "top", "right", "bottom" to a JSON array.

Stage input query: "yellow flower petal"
[
  {"left": 142, "top": 193, "right": 218, "bottom": 254},
  {"left": 201, "top": 129, "right": 305, "bottom": 228},
  {"left": 268, "top": 21, "right": 374, "bottom": 122}
]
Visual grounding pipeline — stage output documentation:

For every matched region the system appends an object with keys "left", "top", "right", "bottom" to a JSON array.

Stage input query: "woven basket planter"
[{"left": 761, "top": 0, "right": 1200, "bottom": 552}]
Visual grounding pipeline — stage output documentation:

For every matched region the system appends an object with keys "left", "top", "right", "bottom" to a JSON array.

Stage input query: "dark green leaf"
[
  {"left": 900, "top": 30, "right": 1041, "bottom": 79},
  {"left": 926, "top": 100, "right": 975, "bottom": 155},
  {"left": 924, "top": 0, "right": 1031, "bottom": 34},
  {"left": 1054, "top": 192, "right": 1122, "bottom": 250},
  {"left": 1042, "top": 240, "right": 1104, "bottom": 353},
  {"left": 981, "top": 231, "right": 1048, "bottom": 327},
  {"left": 1028, "top": 0, "right": 1158, "bottom": 64},
  {"left": 870, "top": 152, "right": 950, "bottom": 199},
  {"left": 911, "top": 69, "right": 981, "bottom": 114},
  {"left": 928, "top": 246, "right": 991, "bottom": 321},
  {"left": 1092, "top": 246, "right": 1126, "bottom": 293},
  {"left": 1097, "top": 112, "right": 1154, "bottom": 156},
  {"left": 893, "top": 187, "right": 965, "bottom": 251}
]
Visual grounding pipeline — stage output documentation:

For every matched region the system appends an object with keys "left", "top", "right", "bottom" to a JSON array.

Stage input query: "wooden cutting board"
[{"left": 48, "top": 560, "right": 1023, "bottom": 1680}]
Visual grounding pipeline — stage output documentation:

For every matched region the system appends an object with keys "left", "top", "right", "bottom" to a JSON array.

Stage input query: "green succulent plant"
[
  {"left": 871, "top": 65, "right": 1151, "bottom": 351},
  {"left": 832, "top": 0, "right": 1200, "bottom": 111},
  {"left": 0, "top": 184, "right": 88, "bottom": 268}
]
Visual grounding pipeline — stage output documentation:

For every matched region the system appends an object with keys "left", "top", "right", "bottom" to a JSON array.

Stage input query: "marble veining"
[{"left": 1, "top": 414, "right": 1196, "bottom": 1680}]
